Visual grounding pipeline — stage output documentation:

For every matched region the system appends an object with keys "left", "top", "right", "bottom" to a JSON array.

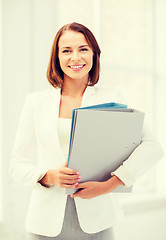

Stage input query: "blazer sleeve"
[
  {"left": 111, "top": 125, "right": 164, "bottom": 187},
  {"left": 9, "top": 93, "right": 48, "bottom": 189}
]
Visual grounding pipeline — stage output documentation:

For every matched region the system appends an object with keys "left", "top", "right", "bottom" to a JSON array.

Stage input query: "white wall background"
[
  {"left": 0, "top": 0, "right": 3, "bottom": 223},
  {"left": 0, "top": 0, "right": 166, "bottom": 239}
]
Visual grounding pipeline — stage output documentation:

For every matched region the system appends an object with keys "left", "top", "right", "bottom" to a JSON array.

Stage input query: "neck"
[{"left": 61, "top": 75, "right": 88, "bottom": 98}]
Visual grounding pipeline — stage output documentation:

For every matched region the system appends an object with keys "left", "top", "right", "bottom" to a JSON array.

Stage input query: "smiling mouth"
[{"left": 68, "top": 64, "right": 85, "bottom": 70}]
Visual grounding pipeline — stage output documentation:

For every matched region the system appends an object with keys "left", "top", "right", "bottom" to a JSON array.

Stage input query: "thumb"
[
  {"left": 62, "top": 159, "right": 68, "bottom": 168},
  {"left": 75, "top": 182, "right": 87, "bottom": 189}
]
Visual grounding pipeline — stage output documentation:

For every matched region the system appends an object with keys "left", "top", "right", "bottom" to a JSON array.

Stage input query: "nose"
[{"left": 71, "top": 50, "right": 81, "bottom": 61}]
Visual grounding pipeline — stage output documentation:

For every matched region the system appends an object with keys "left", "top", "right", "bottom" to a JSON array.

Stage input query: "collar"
[{"left": 49, "top": 85, "right": 96, "bottom": 98}]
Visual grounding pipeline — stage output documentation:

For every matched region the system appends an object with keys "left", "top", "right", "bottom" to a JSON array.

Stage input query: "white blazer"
[{"left": 10, "top": 86, "right": 163, "bottom": 237}]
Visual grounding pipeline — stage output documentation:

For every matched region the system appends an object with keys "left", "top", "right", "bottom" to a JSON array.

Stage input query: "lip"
[{"left": 68, "top": 64, "right": 85, "bottom": 71}]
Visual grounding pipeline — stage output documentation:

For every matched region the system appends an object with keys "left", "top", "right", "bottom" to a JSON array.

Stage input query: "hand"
[
  {"left": 70, "top": 181, "right": 107, "bottom": 199},
  {"left": 39, "top": 161, "right": 81, "bottom": 188},
  {"left": 70, "top": 176, "right": 124, "bottom": 199}
]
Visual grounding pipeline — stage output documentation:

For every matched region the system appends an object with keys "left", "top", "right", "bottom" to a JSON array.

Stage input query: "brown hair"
[{"left": 46, "top": 22, "right": 101, "bottom": 88}]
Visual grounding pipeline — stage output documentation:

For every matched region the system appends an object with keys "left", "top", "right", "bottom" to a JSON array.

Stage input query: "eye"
[
  {"left": 62, "top": 49, "right": 71, "bottom": 53},
  {"left": 80, "top": 48, "right": 89, "bottom": 52}
]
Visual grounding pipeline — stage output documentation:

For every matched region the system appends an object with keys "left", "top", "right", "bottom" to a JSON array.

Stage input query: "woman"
[{"left": 10, "top": 22, "right": 163, "bottom": 240}]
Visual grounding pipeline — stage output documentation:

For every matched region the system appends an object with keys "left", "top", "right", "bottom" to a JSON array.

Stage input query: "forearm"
[
  {"left": 103, "top": 175, "right": 125, "bottom": 193},
  {"left": 71, "top": 176, "right": 125, "bottom": 199},
  {"left": 38, "top": 170, "right": 56, "bottom": 188}
]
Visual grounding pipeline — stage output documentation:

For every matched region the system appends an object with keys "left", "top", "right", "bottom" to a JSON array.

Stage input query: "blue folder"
[
  {"left": 66, "top": 102, "right": 144, "bottom": 194},
  {"left": 67, "top": 102, "right": 127, "bottom": 167}
]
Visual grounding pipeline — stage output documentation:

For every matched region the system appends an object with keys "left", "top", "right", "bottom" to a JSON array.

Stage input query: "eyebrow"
[
  {"left": 60, "top": 45, "right": 90, "bottom": 50},
  {"left": 79, "top": 45, "right": 89, "bottom": 48}
]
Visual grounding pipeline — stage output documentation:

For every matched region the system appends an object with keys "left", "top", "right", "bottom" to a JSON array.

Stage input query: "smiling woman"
[
  {"left": 46, "top": 22, "right": 101, "bottom": 89},
  {"left": 0, "top": 0, "right": 2, "bottom": 221},
  {"left": 9, "top": 22, "right": 163, "bottom": 240}
]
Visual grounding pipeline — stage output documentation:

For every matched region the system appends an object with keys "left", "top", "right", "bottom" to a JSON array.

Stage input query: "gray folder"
[{"left": 66, "top": 108, "right": 144, "bottom": 195}]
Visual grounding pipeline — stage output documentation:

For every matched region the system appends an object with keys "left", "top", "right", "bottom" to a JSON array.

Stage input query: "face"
[{"left": 58, "top": 30, "right": 94, "bottom": 82}]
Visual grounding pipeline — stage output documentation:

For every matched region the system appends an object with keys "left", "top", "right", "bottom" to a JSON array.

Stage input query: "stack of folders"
[{"left": 66, "top": 102, "right": 145, "bottom": 195}]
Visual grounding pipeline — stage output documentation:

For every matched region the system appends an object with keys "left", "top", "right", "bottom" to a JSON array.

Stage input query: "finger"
[
  {"left": 70, "top": 192, "right": 78, "bottom": 198},
  {"left": 59, "top": 173, "right": 80, "bottom": 182},
  {"left": 61, "top": 182, "right": 79, "bottom": 189},
  {"left": 61, "top": 179, "right": 79, "bottom": 186},
  {"left": 74, "top": 182, "right": 87, "bottom": 189},
  {"left": 70, "top": 188, "right": 84, "bottom": 198},
  {"left": 60, "top": 167, "right": 79, "bottom": 176},
  {"left": 60, "top": 184, "right": 74, "bottom": 189},
  {"left": 64, "top": 172, "right": 80, "bottom": 179}
]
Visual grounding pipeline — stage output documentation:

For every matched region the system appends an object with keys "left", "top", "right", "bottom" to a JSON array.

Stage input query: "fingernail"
[
  {"left": 76, "top": 171, "right": 80, "bottom": 175},
  {"left": 74, "top": 183, "right": 78, "bottom": 188}
]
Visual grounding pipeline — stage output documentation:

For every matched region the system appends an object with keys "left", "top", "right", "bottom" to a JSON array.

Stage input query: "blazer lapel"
[
  {"left": 48, "top": 87, "right": 66, "bottom": 162},
  {"left": 81, "top": 86, "right": 96, "bottom": 107},
  {"left": 49, "top": 85, "right": 96, "bottom": 112}
]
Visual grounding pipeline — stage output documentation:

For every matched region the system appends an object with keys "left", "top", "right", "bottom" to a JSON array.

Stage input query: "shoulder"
[
  {"left": 27, "top": 88, "right": 49, "bottom": 98},
  {"left": 26, "top": 87, "right": 60, "bottom": 103},
  {"left": 23, "top": 87, "right": 60, "bottom": 112}
]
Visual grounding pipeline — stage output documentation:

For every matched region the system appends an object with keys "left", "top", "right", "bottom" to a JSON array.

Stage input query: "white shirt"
[{"left": 57, "top": 118, "right": 72, "bottom": 159}]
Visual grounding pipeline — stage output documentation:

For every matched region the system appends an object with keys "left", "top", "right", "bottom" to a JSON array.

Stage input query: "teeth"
[{"left": 70, "top": 65, "right": 84, "bottom": 69}]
